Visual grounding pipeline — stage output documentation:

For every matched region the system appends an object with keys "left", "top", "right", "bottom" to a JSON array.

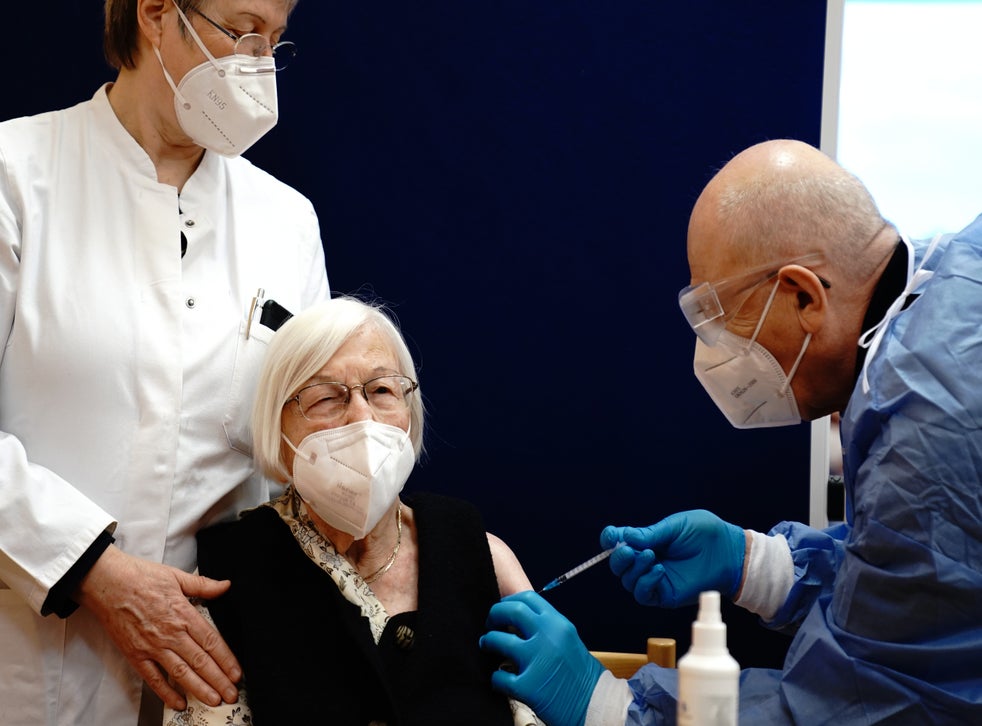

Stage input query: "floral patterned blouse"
[{"left": 162, "top": 488, "right": 542, "bottom": 726}]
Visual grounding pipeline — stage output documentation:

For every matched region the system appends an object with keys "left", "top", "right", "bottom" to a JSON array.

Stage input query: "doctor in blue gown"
[{"left": 480, "top": 139, "right": 982, "bottom": 725}]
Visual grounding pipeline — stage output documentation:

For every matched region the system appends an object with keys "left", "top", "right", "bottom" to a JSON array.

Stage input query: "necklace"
[{"left": 362, "top": 505, "right": 402, "bottom": 585}]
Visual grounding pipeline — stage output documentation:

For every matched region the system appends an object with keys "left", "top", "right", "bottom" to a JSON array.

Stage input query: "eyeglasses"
[
  {"left": 679, "top": 252, "right": 830, "bottom": 346},
  {"left": 287, "top": 375, "right": 419, "bottom": 423},
  {"left": 193, "top": 8, "right": 297, "bottom": 71}
]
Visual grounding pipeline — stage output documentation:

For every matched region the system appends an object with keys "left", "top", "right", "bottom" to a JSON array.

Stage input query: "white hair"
[{"left": 251, "top": 296, "right": 424, "bottom": 482}]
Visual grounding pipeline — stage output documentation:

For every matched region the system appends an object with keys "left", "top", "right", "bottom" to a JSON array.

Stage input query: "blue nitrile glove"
[
  {"left": 480, "top": 590, "right": 605, "bottom": 726},
  {"left": 600, "top": 509, "right": 746, "bottom": 608}
]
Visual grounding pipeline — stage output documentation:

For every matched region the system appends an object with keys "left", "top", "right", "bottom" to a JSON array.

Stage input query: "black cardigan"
[{"left": 196, "top": 491, "right": 514, "bottom": 726}]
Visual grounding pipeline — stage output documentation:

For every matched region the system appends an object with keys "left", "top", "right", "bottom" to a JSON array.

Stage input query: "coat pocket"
[{"left": 222, "top": 317, "right": 274, "bottom": 456}]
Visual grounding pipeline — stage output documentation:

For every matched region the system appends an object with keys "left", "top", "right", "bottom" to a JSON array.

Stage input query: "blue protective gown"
[{"left": 626, "top": 218, "right": 982, "bottom": 724}]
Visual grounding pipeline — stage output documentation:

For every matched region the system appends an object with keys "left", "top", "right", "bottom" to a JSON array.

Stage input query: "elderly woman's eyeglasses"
[
  {"left": 193, "top": 8, "right": 297, "bottom": 71},
  {"left": 679, "top": 253, "right": 830, "bottom": 346},
  {"left": 288, "top": 375, "right": 418, "bottom": 422}
]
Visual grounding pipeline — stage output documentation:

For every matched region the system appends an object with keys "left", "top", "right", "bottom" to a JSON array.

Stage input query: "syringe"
[{"left": 537, "top": 547, "right": 617, "bottom": 593}]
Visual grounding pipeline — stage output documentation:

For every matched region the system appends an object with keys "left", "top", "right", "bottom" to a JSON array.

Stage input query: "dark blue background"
[{"left": 9, "top": 2, "right": 826, "bottom": 668}]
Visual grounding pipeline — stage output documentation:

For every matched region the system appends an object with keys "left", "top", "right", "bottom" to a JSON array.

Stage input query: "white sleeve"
[
  {"left": 0, "top": 142, "right": 116, "bottom": 613},
  {"left": 0, "top": 433, "right": 117, "bottom": 612},
  {"left": 584, "top": 670, "right": 632, "bottom": 726},
  {"left": 734, "top": 530, "right": 794, "bottom": 621}
]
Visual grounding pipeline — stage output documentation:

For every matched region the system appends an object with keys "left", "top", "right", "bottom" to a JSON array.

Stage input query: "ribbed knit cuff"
[{"left": 733, "top": 530, "right": 793, "bottom": 621}]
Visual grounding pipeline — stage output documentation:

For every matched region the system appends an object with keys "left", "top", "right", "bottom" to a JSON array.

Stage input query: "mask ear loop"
[
  {"left": 153, "top": 46, "right": 191, "bottom": 109},
  {"left": 281, "top": 432, "right": 313, "bottom": 464},
  {"left": 154, "top": 3, "right": 226, "bottom": 112},
  {"left": 779, "top": 333, "right": 811, "bottom": 396},
  {"left": 750, "top": 278, "right": 811, "bottom": 396},
  {"left": 171, "top": 1, "right": 224, "bottom": 69},
  {"left": 728, "top": 278, "right": 781, "bottom": 356}
]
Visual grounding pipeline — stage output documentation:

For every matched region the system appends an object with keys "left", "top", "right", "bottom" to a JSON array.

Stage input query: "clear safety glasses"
[{"left": 679, "top": 252, "right": 828, "bottom": 346}]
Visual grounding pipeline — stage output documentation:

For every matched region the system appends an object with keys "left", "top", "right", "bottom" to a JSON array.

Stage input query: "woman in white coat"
[{"left": 0, "top": 1, "right": 329, "bottom": 724}]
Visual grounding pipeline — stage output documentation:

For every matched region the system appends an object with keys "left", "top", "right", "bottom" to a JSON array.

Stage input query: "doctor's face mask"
[
  {"left": 153, "top": 2, "right": 278, "bottom": 156},
  {"left": 692, "top": 280, "right": 810, "bottom": 429}
]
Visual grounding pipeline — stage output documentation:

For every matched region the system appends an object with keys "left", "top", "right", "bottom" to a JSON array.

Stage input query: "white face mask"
[
  {"left": 153, "top": 3, "right": 278, "bottom": 156},
  {"left": 283, "top": 420, "right": 416, "bottom": 539},
  {"left": 692, "top": 280, "right": 811, "bottom": 429}
]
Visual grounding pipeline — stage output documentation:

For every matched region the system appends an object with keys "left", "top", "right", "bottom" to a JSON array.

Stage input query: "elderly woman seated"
[{"left": 165, "top": 297, "right": 539, "bottom": 726}]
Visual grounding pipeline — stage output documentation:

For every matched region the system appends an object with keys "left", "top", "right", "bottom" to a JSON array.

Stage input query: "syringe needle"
[{"left": 537, "top": 547, "right": 616, "bottom": 594}]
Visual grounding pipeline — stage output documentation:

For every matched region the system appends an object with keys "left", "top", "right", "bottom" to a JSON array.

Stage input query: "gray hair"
[{"left": 251, "top": 296, "right": 424, "bottom": 482}]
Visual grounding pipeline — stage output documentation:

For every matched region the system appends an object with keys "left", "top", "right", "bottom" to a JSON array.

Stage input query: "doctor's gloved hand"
[
  {"left": 480, "top": 590, "right": 604, "bottom": 726},
  {"left": 601, "top": 509, "right": 746, "bottom": 608}
]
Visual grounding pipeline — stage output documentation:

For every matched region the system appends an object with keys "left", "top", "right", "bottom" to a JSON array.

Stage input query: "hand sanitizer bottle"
[{"left": 677, "top": 590, "right": 739, "bottom": 725}]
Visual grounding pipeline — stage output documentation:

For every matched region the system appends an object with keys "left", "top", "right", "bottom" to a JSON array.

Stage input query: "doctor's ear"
[
  {"left": 779, "top": 265, "right": 829, "bottom": 333},
  {"left": 136, "top": 0, "right": 170, "bottom": 47}
]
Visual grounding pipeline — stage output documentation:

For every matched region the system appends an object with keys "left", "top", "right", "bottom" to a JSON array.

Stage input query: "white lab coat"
[{"left": 0, "top": 85, "right": 330, "bottom": 725}]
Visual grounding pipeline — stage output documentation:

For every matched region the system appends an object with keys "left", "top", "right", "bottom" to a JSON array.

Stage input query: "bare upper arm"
[{"left": 486, "top": 532, "right": 533, "bottom": 596}]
